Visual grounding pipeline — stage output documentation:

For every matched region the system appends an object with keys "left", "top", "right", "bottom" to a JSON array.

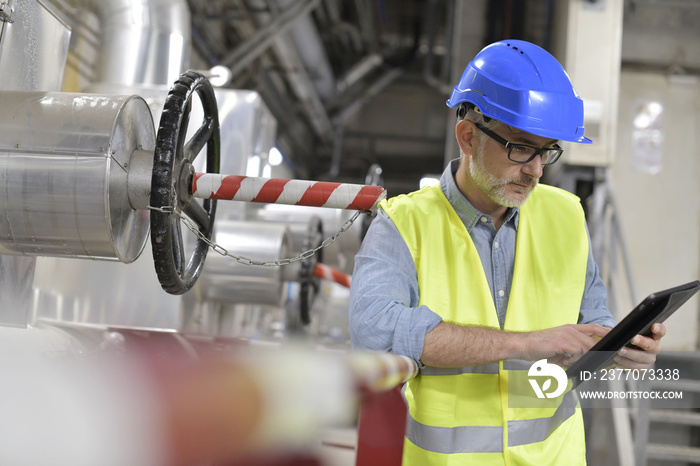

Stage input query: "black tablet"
[{"left": 567, "top": 280, "right": 700, "bottom": 387}]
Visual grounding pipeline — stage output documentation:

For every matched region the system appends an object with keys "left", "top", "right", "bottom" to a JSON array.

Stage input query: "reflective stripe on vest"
[
  {"left": 508, "top": 390, "right": 580, "bottom": 447},
  {"left": 405, "top": 389, "right": 579, "bottom": 453},
  {"left": 421, "top": 359, "right": 532, "bottom": 376},
  {"left": 420, "top": 363, "right": 499, "bottom": 376}
]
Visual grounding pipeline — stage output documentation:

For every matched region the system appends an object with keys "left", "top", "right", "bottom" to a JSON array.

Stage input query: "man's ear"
[{"left": 455, "top": 119, "right": 477, "bottom": 156}]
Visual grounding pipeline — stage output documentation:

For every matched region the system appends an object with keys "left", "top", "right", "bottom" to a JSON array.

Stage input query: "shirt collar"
[{"left": 439, "top": 158, "right": 519, "bottom": 232}]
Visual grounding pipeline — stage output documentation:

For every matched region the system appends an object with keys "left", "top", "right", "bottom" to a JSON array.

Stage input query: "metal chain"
[{"left": 147, "top": 205, "right": 365, "bottom": 267}]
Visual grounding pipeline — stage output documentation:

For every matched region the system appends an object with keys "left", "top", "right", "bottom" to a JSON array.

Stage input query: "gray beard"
[{"left": 468, "top": 153, "right": 538, "bottom": 208}]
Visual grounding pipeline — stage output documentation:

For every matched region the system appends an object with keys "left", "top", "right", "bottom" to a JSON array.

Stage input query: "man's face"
[{"left": 469, "top": 124, "right": 554, "bottom": 208}]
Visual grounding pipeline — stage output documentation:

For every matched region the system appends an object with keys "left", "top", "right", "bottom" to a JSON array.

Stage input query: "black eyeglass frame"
[{"left": 473, "top": 122, "right": 564, "bottom": 166}]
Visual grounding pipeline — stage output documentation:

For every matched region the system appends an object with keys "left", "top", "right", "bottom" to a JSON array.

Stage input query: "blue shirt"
[{"left": 349, "top": 159, "right": 616, "bottom": 364}]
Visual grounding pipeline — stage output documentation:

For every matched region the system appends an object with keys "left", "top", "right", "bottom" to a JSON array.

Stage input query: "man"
[{"left": 349, "top": 39, "right": 665, "bottom": 465}]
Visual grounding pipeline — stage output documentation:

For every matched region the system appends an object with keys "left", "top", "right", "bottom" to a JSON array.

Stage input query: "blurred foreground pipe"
[
  {"left": 0, "top": 327, "right": 418, "bottom": 466},
  {"left": 348, "top": 352, "right": 418, "bottom": 392},
  {"left": 349, "top": 353, "right": 418, "bottom": 466}
]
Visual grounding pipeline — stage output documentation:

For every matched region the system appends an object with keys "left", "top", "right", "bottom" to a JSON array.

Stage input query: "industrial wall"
[{"left": 612, "top": 71, "right": 700, "bottom": 350}]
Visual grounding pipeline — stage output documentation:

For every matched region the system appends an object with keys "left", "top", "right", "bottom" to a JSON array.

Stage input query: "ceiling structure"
[
  {"left": 184, "top": 0, "right": 700, "bottom": 196},
  {"left": 185, "top": 0, "right": 555, "bottom": 195}
]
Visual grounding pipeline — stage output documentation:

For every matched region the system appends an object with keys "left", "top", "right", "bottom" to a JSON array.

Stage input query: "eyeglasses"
[{"left": 473, "top": 122, "right": 564, "bottom": 166}]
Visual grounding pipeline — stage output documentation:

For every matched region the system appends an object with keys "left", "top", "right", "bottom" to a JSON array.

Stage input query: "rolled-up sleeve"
[{"left": 349, "top": 210, "right": 442, "bottom": 364}]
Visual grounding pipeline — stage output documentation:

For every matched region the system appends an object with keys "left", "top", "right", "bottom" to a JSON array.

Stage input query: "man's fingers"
[
  {"left": 615, "top": 347, "right": 657, "bottom": 369},
  {"left": 578, "top": 324, "right": 611, "bottom": 338},
  {"left": 630, "top": 334, "right": 657, "bottom": 352},
  {"left": 562, "top": 327, "right": 605, "bottom": 354},
  {"left": 650, "top": 323, "right": 667, "bottom": 340},
  {"left": 613, "top": 355, "right": 648, "bottom": 370}
]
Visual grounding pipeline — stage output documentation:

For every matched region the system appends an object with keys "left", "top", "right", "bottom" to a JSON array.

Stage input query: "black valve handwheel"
[
  {"left": 299, "top": 216, "right": 324, "bottom": 325},
  {"left": 150, "top": 71, "right": 220, "bottom": 295}
]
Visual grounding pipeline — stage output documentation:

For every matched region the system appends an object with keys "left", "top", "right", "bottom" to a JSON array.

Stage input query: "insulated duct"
[
  {"left": 77, "top": 0, "right": 191, "bottom": 90},
  {"left": 0, "top": 0, "right": 71, "bottom": 327},
  {"left": 25, "top": 0, "right": 193, "bottom": 331},
  {"left": 197, "top": 221, "right": 292, "bottom": 306},
  {"left": 0, "top": 91, "right": 154, "bottom": 262}
]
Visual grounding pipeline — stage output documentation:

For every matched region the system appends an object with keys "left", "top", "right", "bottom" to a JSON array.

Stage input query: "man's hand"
[
  {"left": 613, "top": 323, "right": 666, "bottom": 369},
  {"left": 514, "top": 324, "right": 611, "bottom": 366},
  {"left": 421, "top": 322, "right": 611, "bottom": 368}
]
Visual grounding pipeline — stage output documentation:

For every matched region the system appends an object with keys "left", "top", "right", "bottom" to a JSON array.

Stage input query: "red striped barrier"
[
  {"left": 314, "top": 263, "right": 352, "bottom": 288},
  {"left": 348, "top": 353, "right": 418, "bottom": 393},
  {"left": 192, "top": 174, "right": 386, "bottom": 211}
]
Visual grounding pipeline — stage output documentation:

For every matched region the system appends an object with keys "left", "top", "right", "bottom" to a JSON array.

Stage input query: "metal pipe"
[
  {"left": 277, "top": 0, "right": 336, "bottom": 100},
  {"left": 329, "top": 68, "right": 402, "bottom": 178},
  {"left": 234, "top": 0, "right": 334, "bottom": 142},
  {"left": 78, "top": 0, "right": 191, "bottom": 88},
  {"left": 221, "top": 0, "right": 320, "bottom": 78},
  {"left": 197, "top": 221, "right": 292, "bottom": 306},
  {"left": 333, "top": 67, "right": 404, "bottom": 126},
  {"left": 0, "top": 91, "right": 154, "bottom": 262},
  {"left": 336, "top": 53, "right": 383, "bottom": 94},
  {"left": 0, "top": 257, "right": 35, "bottom": 327},
  {"left": 0, "top": 0, "right": 73, "bottom": 328}
]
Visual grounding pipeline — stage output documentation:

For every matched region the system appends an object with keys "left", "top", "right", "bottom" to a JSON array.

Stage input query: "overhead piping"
[
  {"left": 221, "top": 0, "right": 321, "bottom": 80},
  {"left": 329, "top": 67, "right": 403, "bottom": 177},
  {"left": 236, "top": 0, "right": 335, "bottom": 143},
  {"left": 277, "top": 0, "right": 336, "bottom": 101}
]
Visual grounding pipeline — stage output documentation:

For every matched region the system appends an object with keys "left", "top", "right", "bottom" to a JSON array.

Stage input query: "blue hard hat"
[{"left": 446, "top": 40, "right": 591, "bottom": 144}]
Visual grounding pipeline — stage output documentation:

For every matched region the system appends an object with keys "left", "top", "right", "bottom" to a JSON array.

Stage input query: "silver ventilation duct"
[
  {"left": 26, "top": 0, "right": 193, "bottom": 331},
  {"left": 0, "top": 0, "right": 71, "bottom": 328},
  {"left": 77, "top": 0, "right": 191, "bottom": 91}
]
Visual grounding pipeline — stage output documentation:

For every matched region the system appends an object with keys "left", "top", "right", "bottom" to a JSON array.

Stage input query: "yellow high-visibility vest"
[{"left": 381, "top": 183, "right": 589, "bottom": 466}]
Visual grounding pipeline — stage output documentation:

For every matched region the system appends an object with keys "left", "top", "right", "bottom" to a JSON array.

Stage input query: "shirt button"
[
  {"left": 480, "top": 217, "right": 488, "bottom": 223},
  {"left": 498, "top": 290, "right": 505, "bottom": 297},
  {"left": 494, "top": 241, "right": 499, "bottom": 249}
]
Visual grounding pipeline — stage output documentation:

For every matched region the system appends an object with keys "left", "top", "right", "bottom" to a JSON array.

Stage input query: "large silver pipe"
[
  {"left": 0, "top": 0, "right": 71, "bottom": 327},
  {"left": 76, "top": 0, "right": 191, "bottom": 89},
  {"left": 197, "top": 221, "right": 292, "bottom": 306},
  {"left": 0, "top": 91, "right": 154, "bottom": 262}
]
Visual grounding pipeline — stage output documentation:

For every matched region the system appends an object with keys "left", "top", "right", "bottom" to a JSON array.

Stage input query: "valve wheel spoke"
[
  {"left": 183, "top": 200, "right": 211, "bottom": 231},
  {"left": 184, "top": 116, "right": 214, "bottom": 162}
]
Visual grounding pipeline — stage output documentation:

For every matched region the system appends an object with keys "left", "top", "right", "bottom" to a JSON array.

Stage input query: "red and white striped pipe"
[
  {"left": 314, "top": 263, "right": 352, "bottom": 288},
  {"left": 192, "top": 173, "right": 386, "bottom": 212},
  {"left": 348, "top": 353, "right": 418, "bottom": 393}
]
